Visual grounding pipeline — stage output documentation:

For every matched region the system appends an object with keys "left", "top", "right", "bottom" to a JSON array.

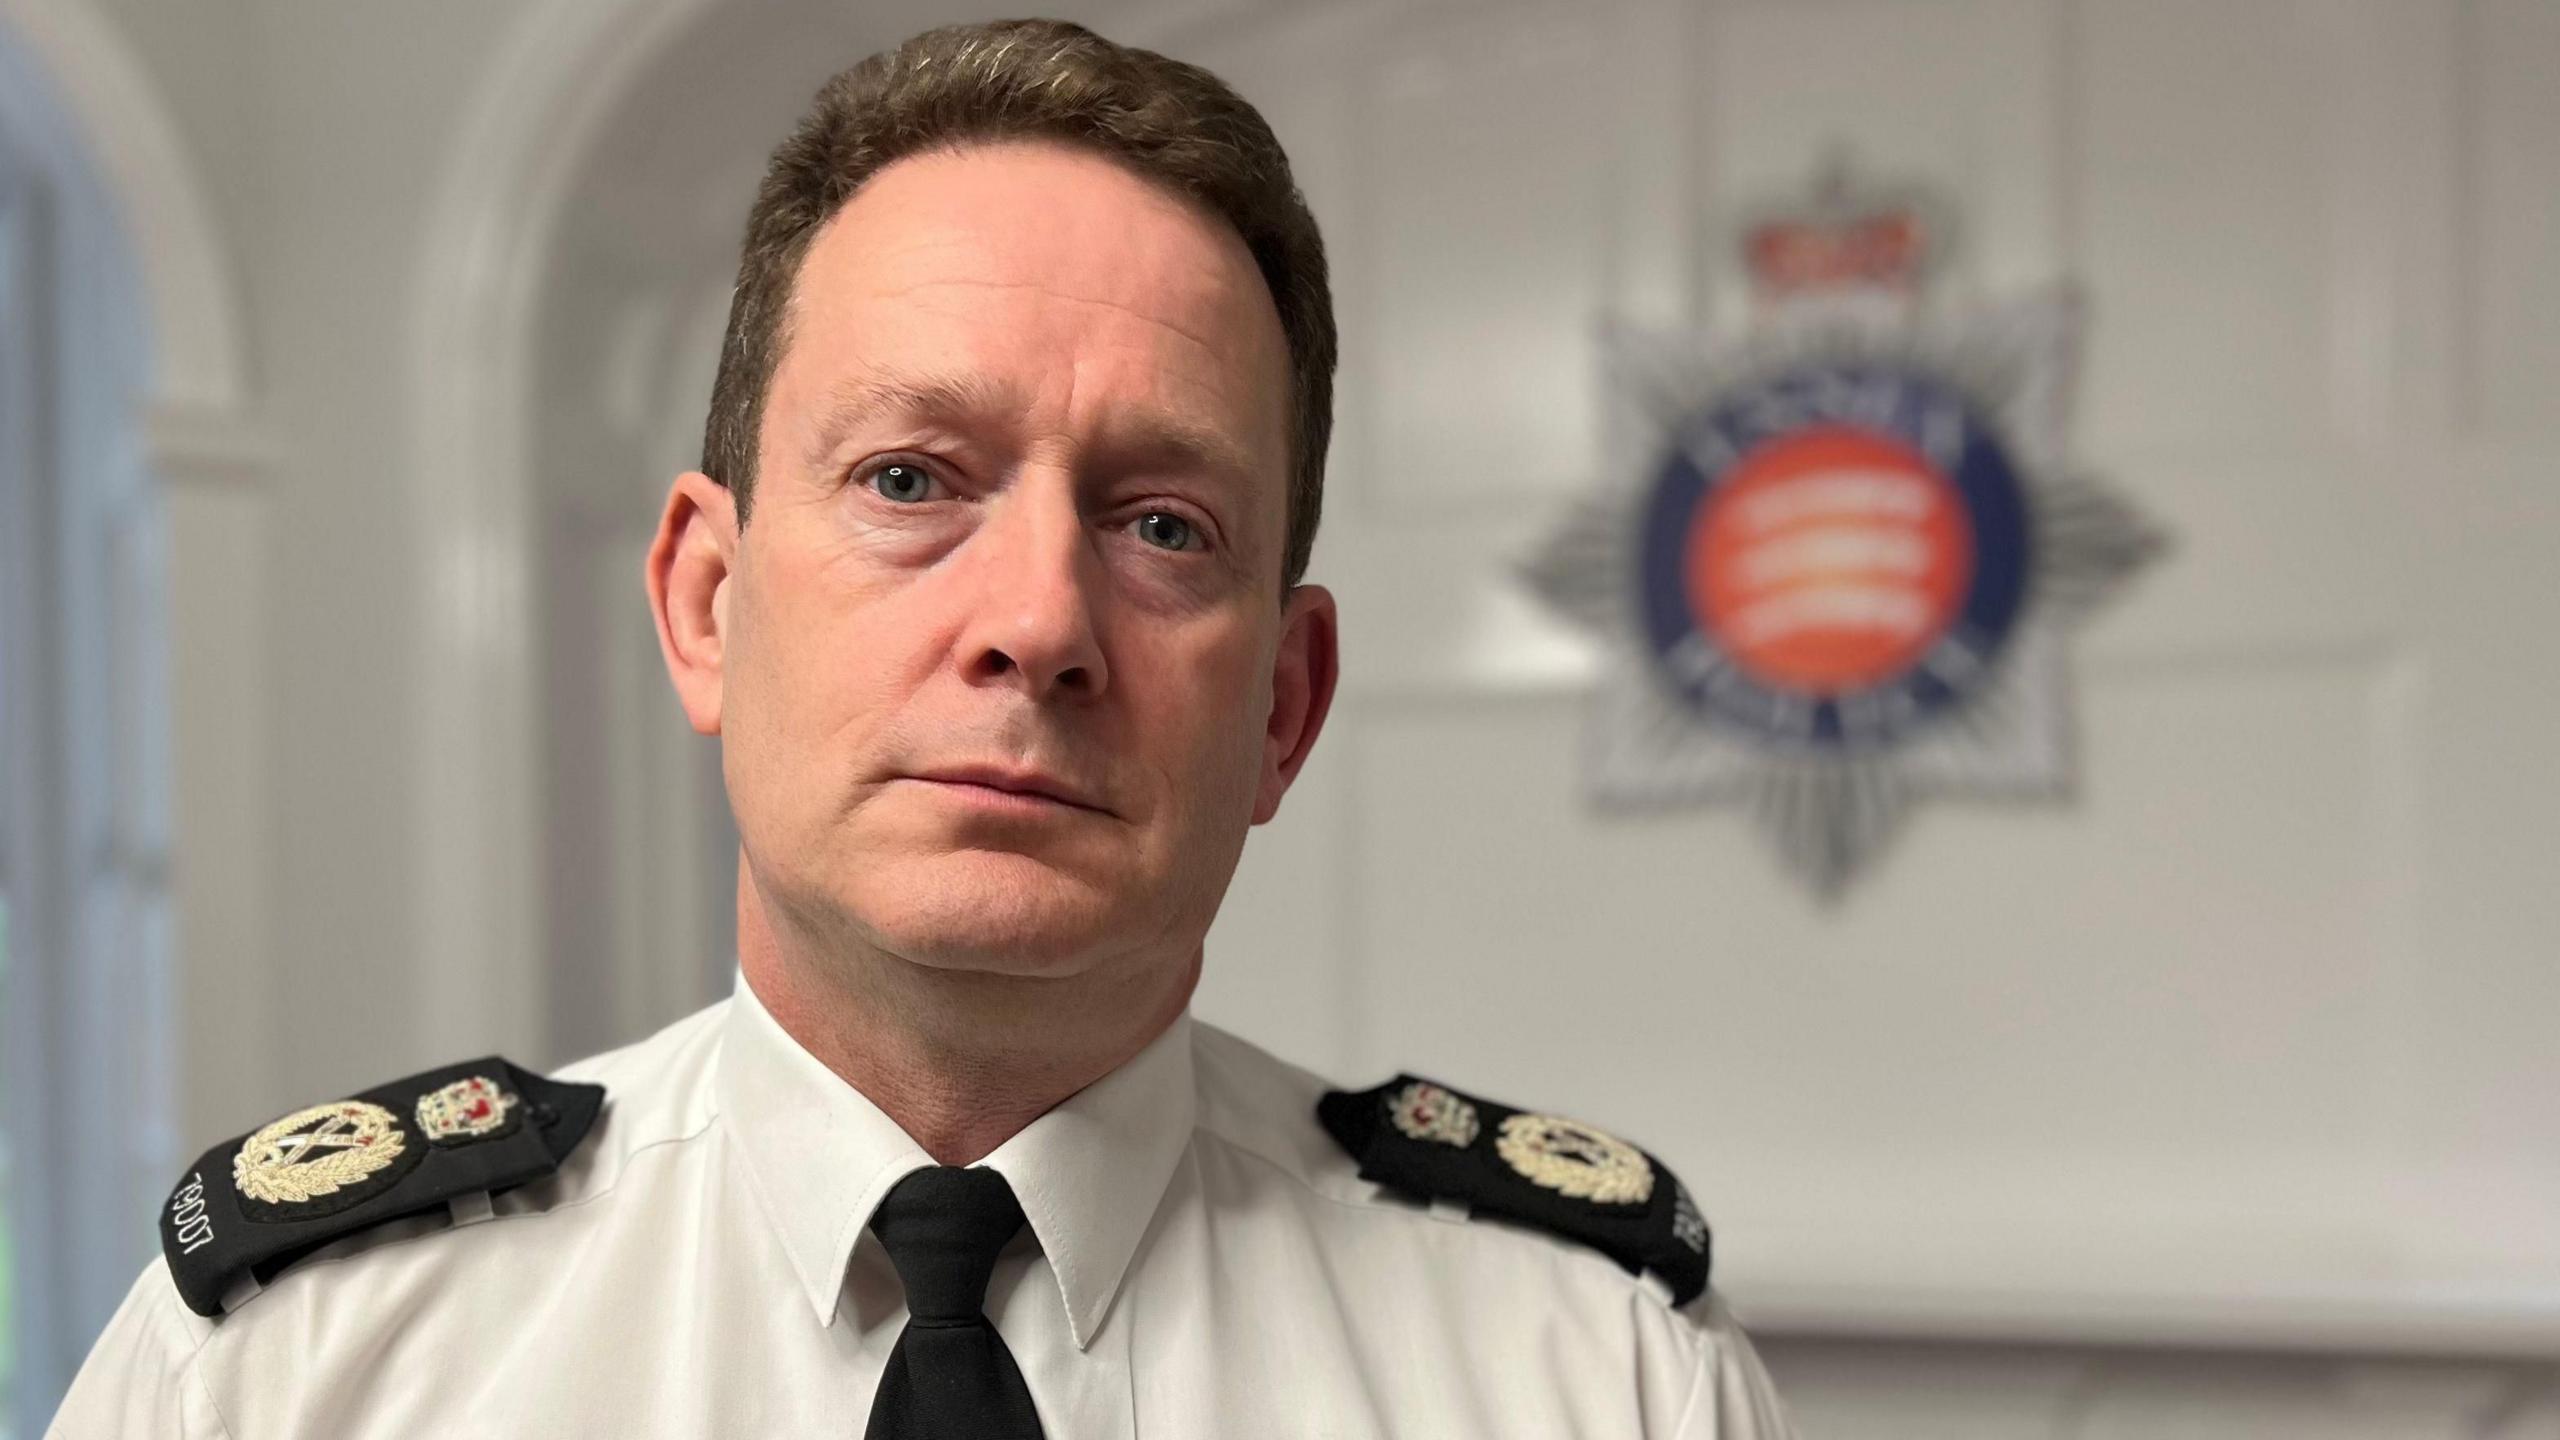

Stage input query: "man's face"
[{"left": 687, "top": 140, "right": 1331, "bottom": 981}]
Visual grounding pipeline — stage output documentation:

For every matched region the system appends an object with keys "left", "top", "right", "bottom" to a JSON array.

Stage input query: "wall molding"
[{"left": 406, "top": 0, "right": 722, "bottom": 1063}]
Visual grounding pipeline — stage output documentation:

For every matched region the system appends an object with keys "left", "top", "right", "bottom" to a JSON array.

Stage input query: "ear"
[
  {"left": 1252, "top": 583, "right": 1340, "bottom": 825},
  {"left": 645, "top": 471, "right": 739, "bottom": 736}
]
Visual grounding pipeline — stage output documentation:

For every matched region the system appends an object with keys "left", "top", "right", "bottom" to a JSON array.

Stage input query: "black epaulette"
[
  {"left": 159, "top": 1058, "right": 605, "bottom": 1317},
  {"left": 1317, "top": 1074, "right": 1710, "bottom": 1305}
]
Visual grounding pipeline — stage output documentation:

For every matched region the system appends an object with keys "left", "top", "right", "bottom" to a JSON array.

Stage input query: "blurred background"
[{"left": 3, "top": 0, "right": 2557, "bottom": 1433}]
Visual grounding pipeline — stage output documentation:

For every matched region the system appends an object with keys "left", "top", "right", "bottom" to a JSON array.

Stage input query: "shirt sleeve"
[
  {"left": 1668, "top": 1292, "right": 1798, "bottom": 1440},
  {"left": 47, "top": 1259, "right": 229, "bottom": 1439}
]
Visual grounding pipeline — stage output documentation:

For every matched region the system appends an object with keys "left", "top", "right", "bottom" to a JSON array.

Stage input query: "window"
[{"left": 0, "top": 27, "right": 172, "bottom": 1432}]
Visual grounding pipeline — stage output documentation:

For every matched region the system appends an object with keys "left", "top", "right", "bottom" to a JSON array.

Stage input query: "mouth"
[{"left": 900, "top": 764, "right": 1112, "bottom": 817}]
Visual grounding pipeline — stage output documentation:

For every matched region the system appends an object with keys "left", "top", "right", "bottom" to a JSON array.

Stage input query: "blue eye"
[
  {"left": 1134, "top": 512, "right": 1196, "bottom": 551},
  {"left": 869, "top": 462, "right": 937, "bottom": 503}
]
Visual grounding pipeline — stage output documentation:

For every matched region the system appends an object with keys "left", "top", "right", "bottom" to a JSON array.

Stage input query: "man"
[{"left": 56, "top": 18, "right": 1794, "bottom": 1437}]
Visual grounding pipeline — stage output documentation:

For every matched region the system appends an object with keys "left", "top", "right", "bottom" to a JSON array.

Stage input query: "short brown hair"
[{"left": 701, "top": 17, "right": 1336, "bottom": 588}]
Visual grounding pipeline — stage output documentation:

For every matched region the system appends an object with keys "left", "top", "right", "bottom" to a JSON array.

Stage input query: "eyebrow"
[
  {"left": 805, "top": 365, "right": 1265, "bottom": 489},
  {"left": 809, "top": 368, "right": 1020, "bottom": 457}
]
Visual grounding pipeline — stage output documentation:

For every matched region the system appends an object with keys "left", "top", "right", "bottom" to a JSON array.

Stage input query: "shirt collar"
[{"left": 715, "top": 967, "right": 1197, "bottom": 1350}]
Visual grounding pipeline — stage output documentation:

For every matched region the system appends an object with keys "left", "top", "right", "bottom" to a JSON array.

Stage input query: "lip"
[{"left": 901, "top": 764, "right": 1111, "bottom": 815}]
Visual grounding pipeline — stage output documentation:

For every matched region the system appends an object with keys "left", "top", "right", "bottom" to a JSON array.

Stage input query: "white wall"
[{"left": 33, "top": 0, "right": 2560, "bottom": 1432}]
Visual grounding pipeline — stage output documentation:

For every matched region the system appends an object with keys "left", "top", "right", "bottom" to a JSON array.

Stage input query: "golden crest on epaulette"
[
  {"left": 233, "top": 1100, "right": 407, "bottom": 1205},
  {"left": 1495, "top": 1112, "right": 1654, "bottom": 1206}
]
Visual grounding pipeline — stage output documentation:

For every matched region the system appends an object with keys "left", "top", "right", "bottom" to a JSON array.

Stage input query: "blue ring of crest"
[{"left": 1635, "top": 363, "right": 2032, "bottom": 748}]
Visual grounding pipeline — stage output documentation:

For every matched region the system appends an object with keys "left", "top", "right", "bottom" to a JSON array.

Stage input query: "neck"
[{"left": 734, "top": 859, "right": 1200, "bottom": 1167}]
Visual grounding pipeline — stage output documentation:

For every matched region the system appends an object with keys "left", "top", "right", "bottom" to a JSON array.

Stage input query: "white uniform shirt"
[{"left": 55, "top": 973, "right": 1795, "bottom": 1437}]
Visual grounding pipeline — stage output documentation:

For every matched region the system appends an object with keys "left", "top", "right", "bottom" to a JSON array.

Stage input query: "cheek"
[
  {"left": 732, "top": 561, "right": 918, "bottom": 768},
  {"left": 1135, "top": 625, "right": 1272, "bottom": 808}
]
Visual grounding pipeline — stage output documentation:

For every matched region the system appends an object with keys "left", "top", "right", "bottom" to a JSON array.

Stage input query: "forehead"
[{"left": 770, "top": 140, "right": 1290, "bottom": 460}]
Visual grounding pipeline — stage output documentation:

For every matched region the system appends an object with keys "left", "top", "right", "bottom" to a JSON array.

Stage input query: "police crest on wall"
[{"left": 1524, "top": 161, "right": 2164, "bottom": 896}]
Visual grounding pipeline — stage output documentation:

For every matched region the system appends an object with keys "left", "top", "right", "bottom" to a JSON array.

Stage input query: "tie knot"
[{"left": 867, "top": 1166, "right": 1029, "bottom": 1323}]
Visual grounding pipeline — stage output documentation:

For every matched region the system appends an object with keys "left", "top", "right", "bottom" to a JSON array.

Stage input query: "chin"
[{"left": 842, "top": 849, "right": 1141, "bottom": 977}]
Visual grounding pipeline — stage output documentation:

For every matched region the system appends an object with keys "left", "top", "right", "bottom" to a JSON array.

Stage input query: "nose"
[{"left": 957, "top": 475, "right": 1109, "bottom": 703}]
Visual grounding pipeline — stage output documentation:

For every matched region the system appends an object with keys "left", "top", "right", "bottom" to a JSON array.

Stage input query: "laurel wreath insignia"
[
  {"left": 233, "top": 1100, "right": 406, "bottom": 1206},
  {"left": 1495, "top": 1112, "right": 1656, "bottom": 1206}
]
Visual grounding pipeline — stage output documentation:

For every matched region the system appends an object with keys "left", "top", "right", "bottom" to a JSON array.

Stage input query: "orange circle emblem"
[{"left": 1687, "top": 424, "right": 1972, "bottom": 695}]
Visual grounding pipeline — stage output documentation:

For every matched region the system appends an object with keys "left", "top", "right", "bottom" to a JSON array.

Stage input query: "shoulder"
[
  {"left": 1187, "top": 1020, "right": 1714, "bottom": 1314},
  {"left": 153, "top": 996, "right": 730, "bottom": 1323},
  {"left": 532, "top": 993, "right": 731, "bottom": 1198},
  {"left": 1666, "top": 1290, "right": 1801, "bottom": 1439},
  {"left": 1187, "top": 1016, "right": 1368, "bottom": 1192},
  {"left": 1186, "top": 1021, "right": 1796, "bottom": 1432},
  {"left": 52, "top": 1004, "right": 741, "bottom": 1437},
  {"left": 48, "top": 1258, "right": 224, "bottom": 1436}
]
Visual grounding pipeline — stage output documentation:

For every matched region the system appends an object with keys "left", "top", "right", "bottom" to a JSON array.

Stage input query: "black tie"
[{"left": 863, "top": 1165, "right": 1048, "bottom": 1439}]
